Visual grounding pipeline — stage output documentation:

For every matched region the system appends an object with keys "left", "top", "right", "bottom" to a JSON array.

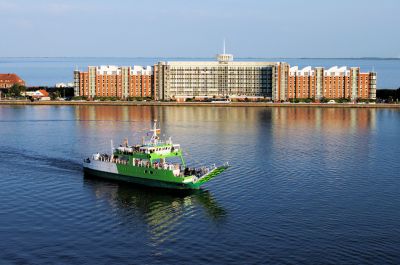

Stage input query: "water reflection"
[
  {"left": 75, "top": 105, "right": 158, "bottom": 122},
  {"left": 74, "top": 105, "right": 377, "bottom": 131},
  {"left": 83, "top": 176, "right": 226, "bottom": 244},
  {"left": 75, "top": 105, "right": 380, "bottom": 185},
  {"left": 269, "top": 107, "right": 378, "bottom": 181},
  {"left": 271, "top": 107, "right": 376, "bottom": 132}
]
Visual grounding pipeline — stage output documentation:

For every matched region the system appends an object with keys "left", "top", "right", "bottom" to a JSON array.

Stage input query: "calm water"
[
  {"left": 1, "top": 106, "right": 400, "bottom": 264},
  {"left": 0, "top": 57, "right": 399, "bottom": 88}
]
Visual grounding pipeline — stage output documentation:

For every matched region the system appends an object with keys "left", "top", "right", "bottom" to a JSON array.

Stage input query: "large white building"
[{"left": 154, "top": 51, "right": 288, "bottom": 101}]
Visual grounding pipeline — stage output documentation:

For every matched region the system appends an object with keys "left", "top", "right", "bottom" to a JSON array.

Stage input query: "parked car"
[{"left": 327, "top": 100, "right": 336, "bottom": 104}]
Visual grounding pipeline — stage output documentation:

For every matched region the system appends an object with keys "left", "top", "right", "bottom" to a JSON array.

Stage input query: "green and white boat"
[{"left": 83, "top": 121, "right": 229, "bottom": 189}]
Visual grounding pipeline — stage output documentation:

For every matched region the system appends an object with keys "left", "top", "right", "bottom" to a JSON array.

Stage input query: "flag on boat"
[{"left": 146, "top": 129, "right": 161, "bottom": 135}]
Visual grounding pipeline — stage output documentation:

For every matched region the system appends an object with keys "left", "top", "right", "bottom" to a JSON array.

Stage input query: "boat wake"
[{"left": 0, "top": 146, "right": 82, "bottom": 172}]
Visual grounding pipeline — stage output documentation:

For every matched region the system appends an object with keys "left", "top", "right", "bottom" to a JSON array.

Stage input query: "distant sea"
[{"left": 0, "top": 57, "right": 399, "bottom": 88}]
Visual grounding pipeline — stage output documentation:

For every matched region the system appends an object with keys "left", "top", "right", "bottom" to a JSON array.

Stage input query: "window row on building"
[
  {"left": 73, "top": 54, "right": 376, "bottom": 101},
  {"left": 74, "top": 65, "right": 153, "bottom": 98}
]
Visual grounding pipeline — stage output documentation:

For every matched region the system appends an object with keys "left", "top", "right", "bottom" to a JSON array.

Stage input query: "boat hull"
[{"left": 83, "top": 167, "right": 201, "bottom": 190}]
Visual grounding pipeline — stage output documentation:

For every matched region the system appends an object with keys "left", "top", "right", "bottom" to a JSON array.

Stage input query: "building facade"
[
  {"left": 154, "top": 53, "right": 289, "bottom": 101},
  {"left": 0, "top": 73, "right": 25, "bottom": 89},
  {"left": 72, "top": 55, "right": 377, "bottom": 102},
  {"left": 74, "top": 65, "right": 153, "bottom": 99},
  {"left": 275, "top": 66, "right": 376, "bottom": 101}
]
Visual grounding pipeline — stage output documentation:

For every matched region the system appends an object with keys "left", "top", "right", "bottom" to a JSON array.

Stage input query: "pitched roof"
[
  {"left": 0, "top": 73, "right": 25, "bottom": 84},
  {"left": 38, "top": 89, "right": 49, "bottom": 97}
]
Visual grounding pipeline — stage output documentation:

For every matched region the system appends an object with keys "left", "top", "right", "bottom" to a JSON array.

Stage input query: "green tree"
[
  {"left": 50, "top": 91, "right": 61, "bottom": 100},
  {"left": 320, "top": 97, "right": 329, "bottom": 103},
  {"left": 8, "top": 84, "right": 26, "bottom": 98}
]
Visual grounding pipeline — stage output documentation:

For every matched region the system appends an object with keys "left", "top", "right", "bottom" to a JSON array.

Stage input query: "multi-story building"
[
  {"left": 153, "top": 54, "right": 376, "bottom": 102},
  {"left": 74, "top": 65, "right": 153, "bottom": 99},
  {"left": 72, "top": 54, "right": 377, "bottom": 102},
  {"left": 279, "top": 66, "right": 376, "bottom": 101},
  {"left": 0, "top": 73, "right": 25, "bottom": 98},
  {"left": 0, "top": 73, "right": 25, "bottom": 89},
  {"left": 154, "top": 52, "right": 289, "bottom": 101}
]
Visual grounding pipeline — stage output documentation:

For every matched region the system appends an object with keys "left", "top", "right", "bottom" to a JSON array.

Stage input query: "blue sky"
[{"left": 1, "top": 0, "right": 399, "bottom": 58}]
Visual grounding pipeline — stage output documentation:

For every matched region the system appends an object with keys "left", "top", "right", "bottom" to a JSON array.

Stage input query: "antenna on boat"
[
  {"left": 149, "top": 119, "right": 160, "bottom": 145},
  {"left": 152, "top": 119, "right": 158, "bottom": 137}
]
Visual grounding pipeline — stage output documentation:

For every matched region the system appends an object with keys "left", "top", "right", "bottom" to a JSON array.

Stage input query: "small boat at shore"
[
  {"left": 210, "top": 99, "right": 231, "bottom": 103},
  {"left": 83, "top": 121, "right": 229, "bottom": 189}
]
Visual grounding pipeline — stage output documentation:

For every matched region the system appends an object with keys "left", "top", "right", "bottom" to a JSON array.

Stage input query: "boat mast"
[{"left": 149, "top": 119, "right": 160, "bottom": 145}]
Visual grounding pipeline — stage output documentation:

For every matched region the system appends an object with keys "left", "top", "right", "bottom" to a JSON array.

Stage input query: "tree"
[
  {"left": 50, "top": 91, "right": 61, "bottom": 100},
  {"left": 8, "top": 84, "right": 26, "bottom": 98},
  {"left": 320, "top": 97, "right": 329, "bottom": 103}
]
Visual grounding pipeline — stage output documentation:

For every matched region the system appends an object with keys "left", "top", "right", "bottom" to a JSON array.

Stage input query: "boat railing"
[
  {"left": 134, "top": 158, "right": 179, "bottom": 170},
  {"left": 92, "top": 154, "right": 129, "bottom": 165},
  {"left": 143, "top": 140, "right": 171, "bottom": 146},
  {"left": 182, "top": 164, "right": 217, "bottom": 178}
]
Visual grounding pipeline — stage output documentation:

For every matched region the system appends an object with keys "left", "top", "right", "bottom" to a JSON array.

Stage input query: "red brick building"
[
  {"left": 74, "top": 65, "right": 153, "bottom": 99},
  {"left": 282, "top": 66, "right": 376, "bottom": 101},
  {"left": 73, "top": 61, "right": 377, "bottom": 102}
]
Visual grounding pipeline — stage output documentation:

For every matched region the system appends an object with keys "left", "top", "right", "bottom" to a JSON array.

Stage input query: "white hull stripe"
[{"left": 84, "top": 160, "right": 118, "bottom": 174}]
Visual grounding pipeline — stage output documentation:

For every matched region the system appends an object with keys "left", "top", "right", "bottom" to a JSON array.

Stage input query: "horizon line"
[{"left": 0, "top": 56, "right": 399, "bottom": 60}]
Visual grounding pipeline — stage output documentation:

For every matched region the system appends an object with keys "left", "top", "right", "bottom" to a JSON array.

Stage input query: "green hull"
[
  {"left": 84, "top": 167, "right": 202, "bottom": 189},
  {"left": 83, "top": 121, "right": 229, "bottom": 189}
]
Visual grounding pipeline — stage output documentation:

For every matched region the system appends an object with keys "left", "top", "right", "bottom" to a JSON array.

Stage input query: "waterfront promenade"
[{"left": 0, "top": 100, "right": 399, "bottom": 108}]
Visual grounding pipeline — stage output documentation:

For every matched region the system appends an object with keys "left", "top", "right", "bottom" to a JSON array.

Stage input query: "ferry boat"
[{"left": 83, "top": 121, "right": 229, "bottom": 189}]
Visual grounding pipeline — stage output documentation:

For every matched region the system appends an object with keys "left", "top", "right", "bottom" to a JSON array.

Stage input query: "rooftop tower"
[{"left": 216, "top": 39, "right": 233, "bottom": 64}]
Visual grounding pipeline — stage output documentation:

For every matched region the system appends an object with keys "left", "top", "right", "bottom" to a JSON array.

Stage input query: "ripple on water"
[{"left": 1, "top": 106, "right": 400, "bottom": 264}]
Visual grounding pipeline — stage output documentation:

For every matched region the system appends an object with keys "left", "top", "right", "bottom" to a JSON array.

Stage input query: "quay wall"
[{"left": 0, "top": 100, "right": 400, "bottom": 108}]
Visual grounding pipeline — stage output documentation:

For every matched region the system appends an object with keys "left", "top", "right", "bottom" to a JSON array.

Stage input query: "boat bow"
[{"left": 194, "top": 162, "right": 229, "bottom": 185}]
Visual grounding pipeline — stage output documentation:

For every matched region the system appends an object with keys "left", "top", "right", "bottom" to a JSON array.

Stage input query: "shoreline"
[{"left": 0, "top": 100, "right": 400, "bottom": 108}]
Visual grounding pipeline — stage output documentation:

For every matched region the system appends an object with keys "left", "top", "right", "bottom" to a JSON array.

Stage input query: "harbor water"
[{"left": 0, "top": 105, "right": 400, "bottom": 264}]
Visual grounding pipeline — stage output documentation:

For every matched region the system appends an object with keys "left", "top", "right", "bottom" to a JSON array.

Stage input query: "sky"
[{"left": 1, "top": 0, "right": 399, "bottom": 58}]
